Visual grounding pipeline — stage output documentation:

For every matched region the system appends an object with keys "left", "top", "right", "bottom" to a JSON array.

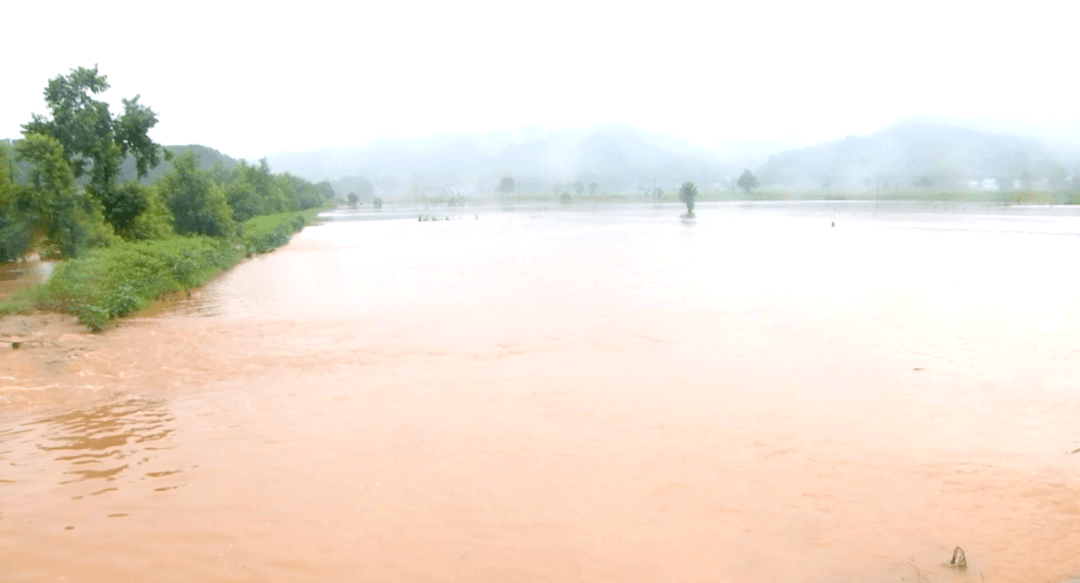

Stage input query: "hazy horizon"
[{"left": 4, "top": 0, "right": 1079, "bottom": 160}]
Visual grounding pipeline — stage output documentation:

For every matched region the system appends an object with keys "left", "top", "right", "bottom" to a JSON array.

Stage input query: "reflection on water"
[
  {"left": 0, "top": 396, "right": 180, "bottom": 494},
  {"left": 3, "top": 202, "right": 1080, "bottom": 582},
  {"left": 31, "top": 398, "right": 176, "bottom": 488}
]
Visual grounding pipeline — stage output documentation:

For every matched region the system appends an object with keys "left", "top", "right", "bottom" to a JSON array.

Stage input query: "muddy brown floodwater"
[{"left": 3, "top": 202, "right": 1080, "bottom": 583}]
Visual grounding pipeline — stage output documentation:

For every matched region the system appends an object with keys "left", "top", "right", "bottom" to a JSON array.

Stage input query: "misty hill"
[
  {"left": 758, "top": 120, "right": 1073, "bottom": 190},
  {"left": 6, "top": 142, "right": 240, "bottom": 187},
  {"left": 266, "top": 124, "right": 741, "bottom": 197},
  {"left": 913, "top": 116, "right": 1080, "bottom": 164},
  {"left": 121, "top": 145, "right": 240, "bottom": 183}
]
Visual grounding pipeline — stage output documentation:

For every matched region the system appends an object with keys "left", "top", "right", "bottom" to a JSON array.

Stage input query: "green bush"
[
  {"left": 237, "top": 210, "right": 310, "bottom": 255},
  {"left": 40, "top": 236, "right": 235, "bottom": 330},
  {"left": 36, "top": 209, "right": 315, "bottom": 331}
]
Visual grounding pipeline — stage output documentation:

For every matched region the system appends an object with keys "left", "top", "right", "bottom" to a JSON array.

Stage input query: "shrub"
[{"left": 37, "top": 209, "right": 315, "bottom": 331}]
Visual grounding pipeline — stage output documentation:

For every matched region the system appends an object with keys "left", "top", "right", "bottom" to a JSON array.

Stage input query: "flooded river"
[{"left": 2, "top": 202, "right": 1080, "bottom": 582}]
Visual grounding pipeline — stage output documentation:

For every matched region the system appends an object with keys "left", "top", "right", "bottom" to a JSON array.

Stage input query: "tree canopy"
[
  {"left": 0, "top": 65, "right": 333, "bottom": 261},
  {"left": 159, "top": 152, "right": 234, "bottom": 238},
  {"left": 22, "top": 65, "right": 163, "bottom": 231}
]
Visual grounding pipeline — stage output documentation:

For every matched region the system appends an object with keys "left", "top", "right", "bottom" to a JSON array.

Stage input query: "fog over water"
[{"left": 3, "top": 203, "right": 1080, "bottom": 582}]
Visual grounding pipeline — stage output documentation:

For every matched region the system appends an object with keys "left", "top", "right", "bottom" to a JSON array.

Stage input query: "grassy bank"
[{"left": 1, "top": 209, "right": 319, "bottom": 331}]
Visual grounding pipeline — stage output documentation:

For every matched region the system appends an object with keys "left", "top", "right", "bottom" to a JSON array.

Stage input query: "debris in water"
[{"left": 949, "top": 546, "right": 967, "bottom": 570}]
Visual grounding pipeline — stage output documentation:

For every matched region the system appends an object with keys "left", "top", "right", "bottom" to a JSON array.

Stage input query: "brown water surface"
[{"left": 3, "top": 202, "right": 1080, "bottom": 582}]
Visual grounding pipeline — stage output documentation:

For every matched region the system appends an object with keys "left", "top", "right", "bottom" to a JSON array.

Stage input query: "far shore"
[{"left": 339, "top": 189, "right": 1080, "bottom": 208}]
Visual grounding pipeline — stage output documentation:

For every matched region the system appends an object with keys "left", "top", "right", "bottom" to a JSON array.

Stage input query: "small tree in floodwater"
[
  {"left": 347, "top": 192, "right": 358, "bottom": 206},
  {"left": 737, "top": 169, "right": 759, "bottom": 194},
  {"left": 678, "top": 181, "right": 697, "bottom": 215},
  {"left": 373, "top": 197, "right": 383, "bottom": 209},
  {"left": 498, "top": 176, "right": 515, "bottom": 194}
]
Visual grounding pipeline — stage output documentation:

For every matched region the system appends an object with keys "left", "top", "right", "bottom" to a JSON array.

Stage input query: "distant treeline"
[
  {"left": 0, "top": 66, "right": 332, "bottom": 263},
  {"left": 269, "top": 120, "right": 1080, "bottom": 200}
]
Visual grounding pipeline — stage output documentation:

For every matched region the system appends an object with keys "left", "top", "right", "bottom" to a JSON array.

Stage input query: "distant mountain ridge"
[
  {"left": 12, "top": 118, "right": 1078, "bottom": 195},
  {"left": 757, "top": 120, "right": 1075, "bottom": 190},
  {"left": 266, "top": 124, "right": 742, "bottom": 196},
  {"left": 5, "top": 143, "right": 239, "bottom": 187},
  {"left": 266, "top": 119, "right": 1080, "bottom": 196},
  {"left": 121, "top": 145, "right": 240, "bottom": 183}
]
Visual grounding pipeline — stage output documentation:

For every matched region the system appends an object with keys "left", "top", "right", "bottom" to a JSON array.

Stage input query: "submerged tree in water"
[
  {"left": 678, "top": 181, "right": 697, "bottom": 215},
  {"left": 498, "top": 176, "right": 515, "bottom": 194},
  {"left": 737, "top": 169, "right": 759, "bottom": 194}
]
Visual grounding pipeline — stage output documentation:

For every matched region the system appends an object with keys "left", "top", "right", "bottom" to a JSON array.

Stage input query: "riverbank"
[{"left": 0, "top": 209, "right": 320, "bottom": 332}]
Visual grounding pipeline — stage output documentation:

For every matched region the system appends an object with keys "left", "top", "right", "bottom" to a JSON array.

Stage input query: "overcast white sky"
[{"left": 3, "top": 0, "right": 1077, "bottom": 160}]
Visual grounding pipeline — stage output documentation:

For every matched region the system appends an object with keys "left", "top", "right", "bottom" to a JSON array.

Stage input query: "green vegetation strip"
[{"left": 2, "top": 209, "right": 318, "bottom": 331}]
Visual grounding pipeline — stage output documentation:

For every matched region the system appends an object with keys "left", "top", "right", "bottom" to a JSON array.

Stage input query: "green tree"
[
  {"left": 588, "top": 181, "right": 598, "bottom": 195},
  {"left": 98, "top": 181, "right": 148, "bottom": 235},
  {"left": 22, "top": 66, "right": 163, "bottom": 231},
  {"left": 122, "top": 185, "right": 173, "bottom": 240},
  {"left": 15, "top": 133, "right": 114, "bottom": 256},
  {"left": 678, "top": 181, "right": 697, "bottom": 214},
  {"left": 373, "top": 197, "right": 383, "bottom": 209},
  {"left": 498, "top": 176, "right": 515, "bottom": 194},
  {"left": 736, "top": 169, "right": 758, "bottom": 194},
  {"left": 157, "top": 152, "right": 234, "bottom": 237},
  {"left": 574, "top": 180, "right": 585, "bottom": 195},
  {"left": 317, "top": 180, "right": 335, "bottom": 200},
  {"left": 276, "top": 173, "right": 325, "bottom": 210},
  {"left": 347, "top": 192, "right": 359, "bottom": 206},
  {"left": 0, "top": 142, "right": 33, "bottom": 261},
  {"left": 223, "top": 179, "right": 262, "bottom": 222}
]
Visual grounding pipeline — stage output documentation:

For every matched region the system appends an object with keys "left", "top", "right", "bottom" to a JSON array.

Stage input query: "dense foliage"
[
  {"left": 34, "top": 210, "right": 316, "bottom": 331},
  {"left": 1, "top": 67, "right": 331, "bottom": 329}
]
